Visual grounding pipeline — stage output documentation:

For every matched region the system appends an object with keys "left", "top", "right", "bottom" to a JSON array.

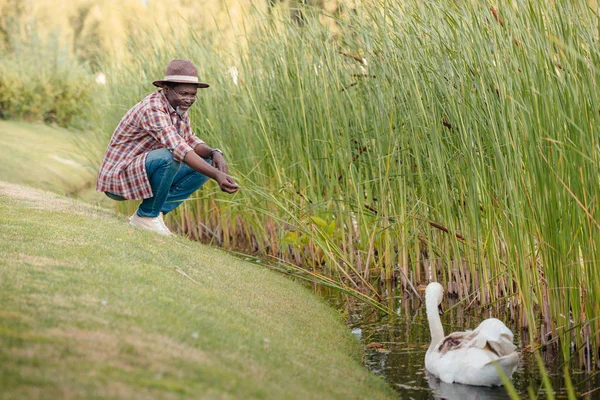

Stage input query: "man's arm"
[
  {"left": 193, "top": 143, "right": 215, "bottom": 158},
  {"left": 194, "top": 143, "right": 229, "bottom": 174},
  {"left": 184, "top": 150, "right": 238, "bottom": 193}
]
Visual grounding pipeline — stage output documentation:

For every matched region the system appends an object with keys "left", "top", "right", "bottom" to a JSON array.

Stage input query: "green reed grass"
[{"left": 97, "top": 0, "right": 600, "bottom": 373}]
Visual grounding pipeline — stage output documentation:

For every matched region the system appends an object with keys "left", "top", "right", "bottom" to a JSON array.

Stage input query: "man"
[{"left": 96, "top": 59, "right": 239, "bottom": 236}]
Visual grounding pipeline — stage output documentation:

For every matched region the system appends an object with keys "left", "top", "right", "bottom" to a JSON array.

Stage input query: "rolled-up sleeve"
[
  {"left": 187, "top": 135, "right": 204, "bottom": 151},
  {"left": 141, "top": 108, "right": 193, "bottom": 162}
]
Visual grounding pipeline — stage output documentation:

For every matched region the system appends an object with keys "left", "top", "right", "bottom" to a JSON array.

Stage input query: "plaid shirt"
[{"left": 96, "top": 90, "right": 204, "bottom": 199}]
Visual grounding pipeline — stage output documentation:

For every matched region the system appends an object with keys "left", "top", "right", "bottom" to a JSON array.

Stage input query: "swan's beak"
[{"left": 438, "top": 304, "right": 444, "bottom": 315}]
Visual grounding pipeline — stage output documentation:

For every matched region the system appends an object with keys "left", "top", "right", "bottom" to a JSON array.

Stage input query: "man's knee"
[
  {"left": 147, "top": 148, "right": 180, "bottom": 171},
  {"left": 150, "top": 148, "right": 175, "bottom": 162}
]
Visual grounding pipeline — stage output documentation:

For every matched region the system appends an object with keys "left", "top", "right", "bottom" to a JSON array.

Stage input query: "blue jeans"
[{"left": 106, "top": 148, "right": 210, "bottom": 217}]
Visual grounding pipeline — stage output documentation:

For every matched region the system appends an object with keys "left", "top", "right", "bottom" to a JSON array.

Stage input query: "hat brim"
[{"left": 153, "top": 80, "right": 210, "bottom": 88}]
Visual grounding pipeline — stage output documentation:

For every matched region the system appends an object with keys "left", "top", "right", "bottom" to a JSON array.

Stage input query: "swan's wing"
[
  {"left": 436, "top": 319, "right": 516, "bottom": 357},
  {"left": 436, "top": 330, "right": 476, "bottom": 354},
  {"left": 468, "top": 318, "right": 517, "bottom": 356},
  {"left": 474, "top": 318, "right": 514, "bottom": 341},
  {"left": 437, "top": 349, "right": 520, "bottom": 386},
  {"left": 431, "top": 319, "right": 520, "bottom": 386},
  {"left": 478, "top": 352, "right": 520, "bottom": 385}
]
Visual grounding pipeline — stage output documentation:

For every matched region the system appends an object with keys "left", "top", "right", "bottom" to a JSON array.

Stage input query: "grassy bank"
[
  {"left": 0, "top": 120, "right": 109, "bottom": 206},
  {"left": 0, "top": 181, "right": 395, "bottom": 399}
]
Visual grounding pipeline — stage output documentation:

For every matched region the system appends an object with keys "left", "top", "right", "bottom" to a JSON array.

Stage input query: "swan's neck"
[{"left": 426, "top": 302, "right": 445, "bottom": 349}]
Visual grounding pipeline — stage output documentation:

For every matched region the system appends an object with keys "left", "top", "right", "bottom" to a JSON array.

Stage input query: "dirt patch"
[
  {"left": 45, "top": 327, "right": 213, "bottom": 370},
  {"left": 0, "top": 181, "right": 112, "bottom": 217},
  {"left": 0, "top": 181, "right": 51, "bottom": 203},
  {"left": 48, "top": 154, "right": 84, "bottom": 168},
  {"left": 11, "top": 253, "right": 65, "bottom": 267}
]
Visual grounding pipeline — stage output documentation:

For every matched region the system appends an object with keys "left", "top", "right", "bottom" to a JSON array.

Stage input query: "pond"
[
  {"left": 234, "top": 254, "right": 599, "bottom": 398},
  {"left": 318, "top": 286, "right": 600, "bottom": 400}
]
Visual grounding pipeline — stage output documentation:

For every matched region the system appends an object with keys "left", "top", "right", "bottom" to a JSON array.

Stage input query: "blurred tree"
[
  {"left": 1, "top": 0, "right": 349, "bottom": 68},
  {"left": 0, "top": 0, "right": 27, "bottom": 50}
]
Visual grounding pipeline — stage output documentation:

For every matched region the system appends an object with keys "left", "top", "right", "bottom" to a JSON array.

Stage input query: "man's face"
[{"left": 164, "top": 83, "right": 198, "bottom": 115}]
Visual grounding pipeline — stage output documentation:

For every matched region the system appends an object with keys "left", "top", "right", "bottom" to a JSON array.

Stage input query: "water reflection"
[{"left": 426, "top": 373, "right": 509, "bottom": 400}]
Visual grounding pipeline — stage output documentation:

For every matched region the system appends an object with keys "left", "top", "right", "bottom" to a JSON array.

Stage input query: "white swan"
[{"left": 424, "top": 282, "right": 520, "bottom": 387}]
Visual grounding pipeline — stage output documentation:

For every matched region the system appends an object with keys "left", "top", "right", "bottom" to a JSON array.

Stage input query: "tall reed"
[{"left": 99, "top": 0, "right": 600, "bottom": 371}]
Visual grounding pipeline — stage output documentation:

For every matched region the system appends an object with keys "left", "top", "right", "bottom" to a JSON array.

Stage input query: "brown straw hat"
[{"left": 152, "top": 59, "right": 209, "bottom": 88}]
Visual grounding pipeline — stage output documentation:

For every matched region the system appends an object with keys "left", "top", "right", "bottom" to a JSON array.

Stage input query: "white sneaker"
[
  {"left": 129, "top": 213, "right": 172, "bottom": 236},
  {"left": 157, "top": 212, "right": 172, "bottom": 235}
]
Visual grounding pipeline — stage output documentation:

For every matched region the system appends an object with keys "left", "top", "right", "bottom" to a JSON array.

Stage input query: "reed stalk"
[{"left": 100, "top": 0, "right": 600, "bottom": 373}]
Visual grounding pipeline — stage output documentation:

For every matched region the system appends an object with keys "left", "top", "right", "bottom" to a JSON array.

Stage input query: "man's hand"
[
  {"left": 216, "top": 172, "right": 239, "bottom": 194},
  {"left": 212, "top": 152, "right": 228, "bottom": 174},
  {"left": 185, "top": 150, "right": 238, "bottom": 193}
]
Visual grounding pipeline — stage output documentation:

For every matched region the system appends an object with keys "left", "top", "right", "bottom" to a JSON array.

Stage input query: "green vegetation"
[
  {"left": 0, "top": 120, "right": 108, "bottom": 206},
  {"left": 97, "top": 0, "right": 600, "bottom": 371},
  {"left": 2, "top": 0, "right": 599, "bottom": 394},
  {"left": 0, "top": 25, "right": 96, "bottom": 126},
  {"left": 0, "top": 50, "right": 95, "bottom": 127},
  {"left": 0, "top": 182, "right": 395, "bottom": 399},
  {"left": 0, "top": 0, "right": 265, "bottom": 127}
]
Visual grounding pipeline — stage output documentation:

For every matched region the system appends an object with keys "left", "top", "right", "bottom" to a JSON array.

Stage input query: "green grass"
[
  {"left": 0, "top": 120, "right": 109, "bottom": 207},
  {"left": 0, "top": 181, "right": 395, "bottom": 399}
]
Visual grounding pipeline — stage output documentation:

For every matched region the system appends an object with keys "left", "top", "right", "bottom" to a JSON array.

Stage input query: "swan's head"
[{"left": 425, "top": 282, "right": 445, "bottom": 314}]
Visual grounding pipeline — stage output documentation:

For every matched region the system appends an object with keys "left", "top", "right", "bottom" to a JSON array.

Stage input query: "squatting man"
[{"left": 96, "top": 59, "right": 239, "bottom": 235}]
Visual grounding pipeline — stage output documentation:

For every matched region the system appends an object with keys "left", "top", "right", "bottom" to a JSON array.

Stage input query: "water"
[
  {"left": 320, "top": 287, "right": 600, "bottom": 399},
  {"left": 233, "top": 254, "right": 599, "bottom": 398}
]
